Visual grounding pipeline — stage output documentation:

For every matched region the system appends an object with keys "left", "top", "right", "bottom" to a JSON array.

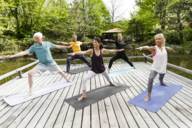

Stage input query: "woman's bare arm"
[
  {"left": 165, "top": 46, "right": 175, "bottom": 52},
  {"left": 54, "top": 44, "right": 71, "bottom": 49},
  {"left": 71, "top": 49, "right": 92, "bottom": 56},
  {"left": 136, "top": 46, "right": 155, "bottom": 52},
  {"left": 102, "top": 48, "right": 124, "bottom": 54},
  {"left": 0, "top": 50, "right": 30, "bottom": 60}
]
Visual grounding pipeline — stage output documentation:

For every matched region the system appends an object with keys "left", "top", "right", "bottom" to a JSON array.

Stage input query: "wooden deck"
[{"left": 0, "top": 62, "right": 192, "bottom": 128}]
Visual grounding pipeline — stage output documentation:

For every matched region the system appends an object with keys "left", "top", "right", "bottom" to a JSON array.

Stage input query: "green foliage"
[
  {"left": 164, "top": 31, "right": 180, "bottom": 44},
  {"left": 183, "top": 28, "right": 192, "bottom": 41},
  {"left": 0, "top": 37, "right": 19, "bottom": 53},
  {"left": 0, "top": 0, "right": 111, "bottom": 53},
  {"left": 127, "top": 0, "right": 192, "bottom": 48}
]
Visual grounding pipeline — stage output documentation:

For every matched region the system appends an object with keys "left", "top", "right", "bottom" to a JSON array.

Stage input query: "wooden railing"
[
  {"left": 0, "top": 55, "right": 191, "bottom": 85},
  {"left": 0, "top": 60, "right": 38, "bottom": 84}
]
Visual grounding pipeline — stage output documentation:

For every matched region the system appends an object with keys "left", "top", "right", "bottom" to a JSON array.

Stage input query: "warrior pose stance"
[
  {"left": 61, "top": 34, "right": 91, "bottom": 72},
  {"left": 72, "top": 37, "right": 124, "bottom": 101},
  {"left": 1, "top": 32, "right": 70, "bottom": 95},
  {"left": 137, "top": 33, "right": 174, "bottom": 101},
  {"left": 108, "top": 33, "right": 135, "bottom": 72}
]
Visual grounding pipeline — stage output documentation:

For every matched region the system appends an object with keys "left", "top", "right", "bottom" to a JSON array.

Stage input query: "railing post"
[
  {"left": 18, "top": 70, "right": 23, "bottom": 78},
  {"left": 144, "top": 56, "right": 147, "bottom": 63}
]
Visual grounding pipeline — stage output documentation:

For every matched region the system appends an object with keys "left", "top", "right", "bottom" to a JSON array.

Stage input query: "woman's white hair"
[
  {"left": 33, "top": 32, "right": 43, "bottom": 39},
  {"left": 154, "top": 33, "right": 166, "bottom": 46}
]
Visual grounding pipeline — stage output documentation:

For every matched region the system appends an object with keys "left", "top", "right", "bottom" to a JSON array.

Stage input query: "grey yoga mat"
[{"left": 65, "top": 84, "right": 129, "bottom": 110}]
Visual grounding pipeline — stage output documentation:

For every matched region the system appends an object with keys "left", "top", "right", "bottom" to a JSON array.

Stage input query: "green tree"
[{"left": 168, "top": 0, "right": 192, "bottom": 43}]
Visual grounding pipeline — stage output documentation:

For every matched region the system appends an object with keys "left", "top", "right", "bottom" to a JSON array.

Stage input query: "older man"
[{"left": 3, "top": 32, "right": 70, "bottom": 95}]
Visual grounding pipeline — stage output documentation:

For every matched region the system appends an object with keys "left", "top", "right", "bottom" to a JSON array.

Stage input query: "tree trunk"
[{"left": 177, "top": 10, "right": 183, "bottom": 43}]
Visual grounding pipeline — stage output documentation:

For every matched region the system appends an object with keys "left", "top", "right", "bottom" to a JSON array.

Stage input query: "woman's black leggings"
[
  {"left": 108, "top": 52, "right": 134, "bottom": 69},
  {"left": 66, "top": 54, "right": 91, "bottom": 72}
]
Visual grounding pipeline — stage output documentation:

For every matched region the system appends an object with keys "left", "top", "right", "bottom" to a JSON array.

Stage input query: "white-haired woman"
[{"left": 137, "top": 33, "right": 174, "bottom": 101}]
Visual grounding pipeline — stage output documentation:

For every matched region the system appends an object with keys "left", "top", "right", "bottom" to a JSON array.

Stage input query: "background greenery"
[{"left": 0, "top": 0, "right": 191, "bottom": 78}]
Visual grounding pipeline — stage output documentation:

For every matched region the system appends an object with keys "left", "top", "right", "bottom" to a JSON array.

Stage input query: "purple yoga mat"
[{"left": 128, "top": 83, "right": 182, "bottom": 112}]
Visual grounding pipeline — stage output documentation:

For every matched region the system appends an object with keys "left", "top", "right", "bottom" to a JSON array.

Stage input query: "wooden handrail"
[
  {"left": 0, "top": 55, "right": 191, "bottom": 82},
  {"left": 54, "top": 56, "right": 145, "bottom": 61},
  {"left": 0, "top": 60, "right": 38, "bottom": 81}
]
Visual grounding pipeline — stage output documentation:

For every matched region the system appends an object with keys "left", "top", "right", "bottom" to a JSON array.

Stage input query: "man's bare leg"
[
  {"left": 58, "top": 71, "right": 70, "bottom": 82},
  {"left": 28, "top": 69, "right": 37, "bottom": 95}
]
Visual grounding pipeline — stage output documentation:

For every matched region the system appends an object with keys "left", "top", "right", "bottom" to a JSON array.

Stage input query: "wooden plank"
[
  {"left": 62, "top": 69, "right": 83, "bottom": 128},
  {"left": 100, "top": 75, "right": 119, "bottom": 128},
  {"left": 0, "top": 63, "right": 191, "bottom": 128},
  {"left": 109, "top": 64, "right": 148, "bottom": 128},
  {"left": 115, "top": 93, "right": 139, "bottom": 128},
  {"left": 0, "top": 74, "right": 57, "bottom": 127},
  {"left": 71, "top": 72, "right": 84, "bottom": 128},
  {"left": 90, "top": 74, "right": 100, "bottom": 128},
  {"left": 113, "top": 66, "right": 157, "bottom": 128},
  {"left": 1, "top": 74, "right": 53, "bottom": 125},
  {"left": 97, "top": 75, "right": 110, "bottom": 128},
  {"left": 105, "top": 74, "right": 129, "bottom": 128},
  {"left": 26, "top": 74, "right": 72, "bottom": 128},
  {"left": 81, "top": 70, "right": 91, "bottom": 128},
  {"left": 9, "top": 75, "right": 60, "bottom": 128},
  {"left": 52, "top": 73, "right": 79, "bottom": 128},
  {"left": 41, "top": 75, "right": 74, "bottom": 128}
]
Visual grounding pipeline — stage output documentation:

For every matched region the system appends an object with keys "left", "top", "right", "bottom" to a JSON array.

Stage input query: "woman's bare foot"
[
  {"left": 78, "top": 93, "right": 87, "bottom": 101},
  {"left": 144, "top": 95, "right": 151, "bottom": 102}
]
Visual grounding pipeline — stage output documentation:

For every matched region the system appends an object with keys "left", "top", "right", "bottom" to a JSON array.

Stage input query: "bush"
[
  {"left": 16, "top": 38, "right": 33, "bottom": 50},
  {"left": 0, "top": 38, "right": 19, "bottom": 54},
  {"left": 165, "top": 31, "right": 181, "bottom": 45},
  {"left": 183, "top": 28, "right": 192, "bottom": 41}
]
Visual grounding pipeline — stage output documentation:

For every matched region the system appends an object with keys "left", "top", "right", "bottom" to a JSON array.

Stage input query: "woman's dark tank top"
[{"left": 91, "top": 49, "right": 105, "bottom": 73}]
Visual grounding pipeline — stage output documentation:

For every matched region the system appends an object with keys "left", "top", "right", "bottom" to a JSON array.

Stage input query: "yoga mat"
[
  {"left": 128, "top": 83, "right": 182, "bottom": 112},
  {"left": 69, "top": 66, "right": 90, "bottom": 74},
  {"left": 4, "top": 80, "right": 72, "bottom": 106},
  {"left": 65, "top": 84, "right": 129, "bottom": 110}
]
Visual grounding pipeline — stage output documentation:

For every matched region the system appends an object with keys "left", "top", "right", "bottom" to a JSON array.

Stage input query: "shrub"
[{"left": 165, "top": 31, "right": 181, "bottom": 45}]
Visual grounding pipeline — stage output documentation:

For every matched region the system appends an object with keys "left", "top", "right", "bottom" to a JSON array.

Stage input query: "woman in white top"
[{"left": 137, "top": 33, "right": 173, "bottom": 101}]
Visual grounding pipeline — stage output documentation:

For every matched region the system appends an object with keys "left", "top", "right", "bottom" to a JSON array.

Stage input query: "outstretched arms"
[
  {"left": 0, "top": 50, "right": 30, "bottom": 60},
  {"left": 165, "top": 46, "right": 175, "bottom": 52},
  {"left": 102, "top": 48, "right": 124, "bottom": 53},
  {"left": 70, "top": 49, "right": 92, "bottom": 56},
  {"left": 136, "top": 46, "right": 155, "bottom": 52},
  {"left": 54, "top": 44, "right": 71, "bottom": 49},
  {"left": 53, "top": 41, "right": 71, "bottom": 49}
]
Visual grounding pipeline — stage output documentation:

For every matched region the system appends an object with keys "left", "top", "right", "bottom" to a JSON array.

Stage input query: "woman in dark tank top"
[
  {"left": 91, "top": 45, "right": 105, "bottom": 73},
  {"left": 71, "top": 37, "right": 124, "bottom": 101}
]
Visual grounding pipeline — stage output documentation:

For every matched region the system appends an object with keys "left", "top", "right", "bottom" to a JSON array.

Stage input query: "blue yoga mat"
[{"left": 128, "top": 83, "right": 182, "bottom": 112}]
